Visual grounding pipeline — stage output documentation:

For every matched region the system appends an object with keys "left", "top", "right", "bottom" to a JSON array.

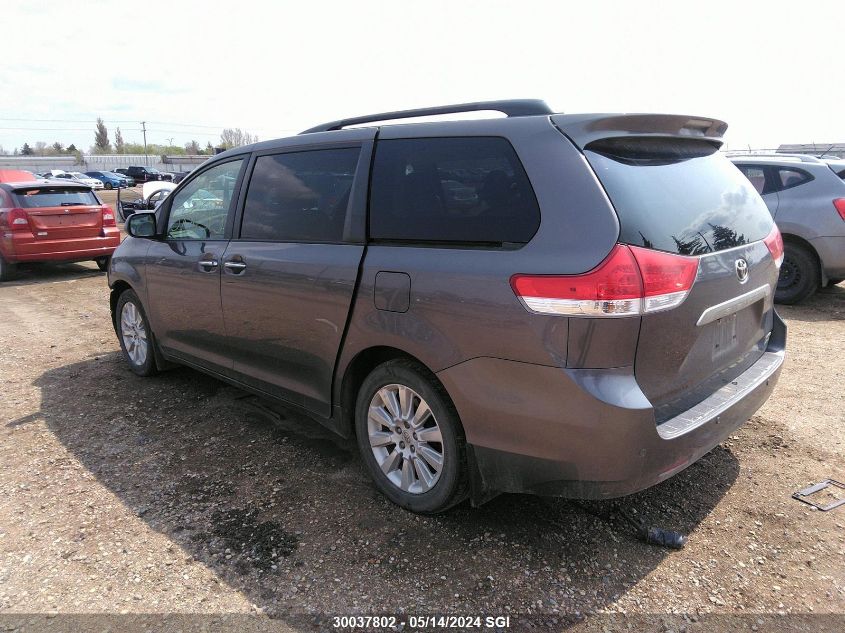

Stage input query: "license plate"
[{"left": 713, "top": 313, "right": 738, "bottom": 360}]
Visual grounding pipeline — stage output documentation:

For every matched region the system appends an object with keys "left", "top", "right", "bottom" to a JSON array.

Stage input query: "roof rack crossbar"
[{"left": 300, "top": 99, "right": 554, "bottom": 134}]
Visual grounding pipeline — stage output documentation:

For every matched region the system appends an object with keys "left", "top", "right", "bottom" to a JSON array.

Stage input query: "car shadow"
[
  {"left": 775, "top": 283, "right": 845, "bottom": 323},
  {"left": 3, "top": 261, "right": 106, "bottom": 287},
  {"left": 31, "top": 353, "right": 740, "bottom": 627}
]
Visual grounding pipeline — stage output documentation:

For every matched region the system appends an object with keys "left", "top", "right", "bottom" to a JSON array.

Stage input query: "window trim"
[
  {"left": 366, "top": 135, "right": 540, "bottom": 248},
  {"left": 737, "top": 163, "right": 815, "bottom": 195},
  {"left": 231, "top": 142, "right": 368, "bottom": 245},
  {"left": 158, "top": 154, "right": 249, "bottom": 240}
]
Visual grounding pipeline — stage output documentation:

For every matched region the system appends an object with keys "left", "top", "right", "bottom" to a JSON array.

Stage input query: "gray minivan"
[{"left": 109, "top": 100, "right": 786, "bottom": 513}]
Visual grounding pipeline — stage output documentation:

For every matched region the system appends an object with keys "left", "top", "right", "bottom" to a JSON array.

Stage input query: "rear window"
[
  {"left": 13, "top": 187, "right": 99, "bottom": 208},
  {"left": 369, "top": 137, "right": 540, "bottom": 245},
  {"left": 585, "top": 138, "right": 774, "bottom": 255}
]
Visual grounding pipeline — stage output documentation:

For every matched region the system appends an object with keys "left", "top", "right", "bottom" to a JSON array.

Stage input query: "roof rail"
[
  {"left": 300, "top": 99, "right": 554, "bottom": 134},
  {"left": 725, "top": 152, "right": 822, "bottom": 163}
]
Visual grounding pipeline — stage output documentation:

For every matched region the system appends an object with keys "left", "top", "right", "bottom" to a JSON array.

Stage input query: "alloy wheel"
[
  {"left": 367, "top": 384, "right": 444, "bottom": 494},
  {"left": 120, "top": 301, "right": 148, "bottom": 366}
]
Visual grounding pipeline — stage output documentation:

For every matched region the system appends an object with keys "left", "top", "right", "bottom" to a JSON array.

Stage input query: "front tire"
[
  {"left": 95, "top": 256, "right": 110, "bottom": 271},
  {"left": 116, "top": 289, "right": 158, "bottom": 376},
  {"left": 105, "top": 182, "right": 113, "bottom": 190},
  {"left": 775, "top": 243, "right": 819, "bottom": 304},
  {"left": 355, "top": 359, "right": 467, "bottom": 514}
]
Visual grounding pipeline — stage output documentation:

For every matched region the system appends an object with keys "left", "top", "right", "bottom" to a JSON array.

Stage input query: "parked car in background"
[
  {"left": 0, "top": 176, "right": 119, "bottom": 280},
  {"left": 66, "top": 172, "right": 104, "bottom": 189},
  {"left": 40, "top": 169, "right": 68, "bottom": 178},
  {"left": 117, "top": 181, "right": 175, "bottom": 219},
  {"left": 731, "top": 154, "right": 845, "bottom": 302},
  {"left": 124, "top": 166, "right": 164, "bottom": 183},
  {"left": 172, "top": 171, "right": 192, "bottom": 184},
  {"left": 85, "top": 171, "right": 131, "bottom": 189},
  {"left": 112, "top": 169, "right": 136, "bottom": 186},
  {"left": 48, "top": 172, "right": 103, "bottom": 189},
  {"left": 0, "top": 170, "right": 36, "bottom": 183},
  {"left": 110, "top": 100, "right": 786, "bottom": 514}
]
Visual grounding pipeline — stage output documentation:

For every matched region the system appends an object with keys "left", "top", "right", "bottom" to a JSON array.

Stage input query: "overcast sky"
[{"left": 1, "top": 0, "right": 842, "bottom": 153}]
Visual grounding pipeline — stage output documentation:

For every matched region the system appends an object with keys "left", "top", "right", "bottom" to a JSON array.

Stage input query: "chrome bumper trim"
[{"left": 657, "top": 349, "right": 784, "bottom": 440}]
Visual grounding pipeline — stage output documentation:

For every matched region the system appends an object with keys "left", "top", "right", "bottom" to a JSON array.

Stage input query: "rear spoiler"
[{"left": 551, "top": 114, "right": 728, "bottom": 150}]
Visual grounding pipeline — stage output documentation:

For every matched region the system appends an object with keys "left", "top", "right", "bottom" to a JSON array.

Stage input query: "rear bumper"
[
  {"left": 437, "top": 312, "right": 786, "bottom": 503},
  {"left": 1, "top": 229, "right": 120, "bottom": 263}
]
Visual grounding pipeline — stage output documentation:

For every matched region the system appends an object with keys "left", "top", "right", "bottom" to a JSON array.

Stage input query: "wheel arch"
[
  {"left": 109, "top": 280, "right": 133, "bottom": 330},
  {"left": 781, "top": 232, "right": 826, "bottom": 286},
  {"left": 338, "top": 346, "right": 461, "bottom": 440}
]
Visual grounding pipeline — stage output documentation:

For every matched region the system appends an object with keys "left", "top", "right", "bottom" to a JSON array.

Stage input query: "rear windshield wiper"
[{"left": 60, "top": 202, "right": 85, "bottom": 206}]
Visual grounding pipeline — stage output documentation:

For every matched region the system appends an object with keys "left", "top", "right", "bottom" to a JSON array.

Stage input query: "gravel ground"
[{"left": 0, "top": 262, "right": 843, "bottom": 632}]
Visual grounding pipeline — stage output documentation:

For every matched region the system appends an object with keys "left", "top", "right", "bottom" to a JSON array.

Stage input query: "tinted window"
[
  {"left": 776, "top": 168, "right": 812, "bottom": 190},
  {"left": 737, "top": 165, "right": 766, "bottom": 194},
  {"left": 240, "top": 148, "right": 359, "bottom": 242},
  {"left": 585, "top": 138, "right": 774, "bottom": 255},
  {"left": 166, "top": 158, "right": 243, "bottom": 240},
  {"left": 13, "top": 187, "right": 99, "bottom": 208},
  {"left": 369, "top": 137, "right": 540, "bottom": 245}
]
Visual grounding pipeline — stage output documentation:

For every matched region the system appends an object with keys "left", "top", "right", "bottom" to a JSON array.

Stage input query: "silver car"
[{"left": 731, "top": 154, "right": 845, "bottom": 303}]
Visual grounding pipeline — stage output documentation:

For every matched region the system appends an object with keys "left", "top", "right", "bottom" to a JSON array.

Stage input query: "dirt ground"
[{"left": 0, "top": 260, "right": 843, "bottom": 632}]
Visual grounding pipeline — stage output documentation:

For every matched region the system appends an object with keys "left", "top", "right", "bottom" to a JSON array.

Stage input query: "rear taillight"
[
  {"left": 5, "top": 208, "right": 31, "bottom": 232},
  {"left": 763, "top": 224, "right": 784, "bottom": 269},
  {"left": 631, "top": 246, "right": 700, "bottom": 313},
  {"left": 834, "top": 198, "right": 845, "bottom": 222},
  {"left": 510, "top": 244, "right": 698, "bottom": 317},
  {"left": 101, "top": 206, "right": 116, "bottom": 227}
]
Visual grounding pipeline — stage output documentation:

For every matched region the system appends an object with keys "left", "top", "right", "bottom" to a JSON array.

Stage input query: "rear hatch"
[
  {"left": 12, "top": 185, "right": 103, "bottom": 239},
  {"left": 553, "top": 116, "right": 780, "bottom": 423}
]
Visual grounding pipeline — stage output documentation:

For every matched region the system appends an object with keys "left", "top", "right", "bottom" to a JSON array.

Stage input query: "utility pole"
[{"left": 141, "top": 121, "right": 148, "bottom": 166}]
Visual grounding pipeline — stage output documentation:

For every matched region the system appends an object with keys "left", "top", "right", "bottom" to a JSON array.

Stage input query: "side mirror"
[{"left": 126, "top": 212, "right": 157, "bottom": 238}]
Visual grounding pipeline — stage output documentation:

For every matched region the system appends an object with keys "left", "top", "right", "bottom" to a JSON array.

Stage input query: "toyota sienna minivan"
[{"left": 108, "top": 100, "right": 786, "bottom": 513}]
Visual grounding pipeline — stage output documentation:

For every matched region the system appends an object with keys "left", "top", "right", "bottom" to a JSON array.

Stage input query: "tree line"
[{"left": 1, "top": 118, "right": 259, "bottom": 157}]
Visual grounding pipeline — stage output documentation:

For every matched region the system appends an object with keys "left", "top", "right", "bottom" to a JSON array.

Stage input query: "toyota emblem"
[{"left": 735, "top": 258, "right": 749, "bottom": 284}]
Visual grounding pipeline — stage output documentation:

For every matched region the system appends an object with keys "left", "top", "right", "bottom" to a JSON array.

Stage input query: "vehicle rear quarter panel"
[{"left": 334, "top": 117, "right": 624, "bottom": 401}]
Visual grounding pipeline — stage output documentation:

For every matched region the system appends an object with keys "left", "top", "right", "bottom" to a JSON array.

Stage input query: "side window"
[
  {"left": 369, "top": 137, "right": 540, "bottom": 245},
  {"left": 738, "top": 166, "right": 766, "bottom": 195},
  {"left": 166, "top": 158, "right": 243, "bottom": 240},
  {"left": 776, "top": 168, "right": 812, "bottom": 191},
  {"left": 239, "top": 147, "right": 360, "bottom": 242}
]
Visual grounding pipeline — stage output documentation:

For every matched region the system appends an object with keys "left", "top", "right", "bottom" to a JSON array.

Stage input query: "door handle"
[
  {"left": 223, "top": 260, "right": 247, "bottom": 273},
  {"left": 198, "top": 258, "right": 219, "bottom": 272}
]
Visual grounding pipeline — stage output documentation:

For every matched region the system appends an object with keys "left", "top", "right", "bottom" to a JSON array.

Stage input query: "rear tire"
[
  {"left": 0, "top": 254, "right": 17, "bottom": 282},
  {"left": 95, "top": 256, "right": 110, "bottom": 271},
  {"left": 775, "top": 243, "right": 819, "bottom": 304},
  {"left": 115, "top": 289, "right": 158, "bottom": 377},
  {"left": 355, "top": 359, "right": 467, "bottom": 514},
  {"left": 105, "top": 182, "right": 113, "bottom": 190}
]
